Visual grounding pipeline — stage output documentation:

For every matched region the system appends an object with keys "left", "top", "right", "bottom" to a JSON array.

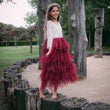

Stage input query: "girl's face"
[{"left": 50, "top": 7, "right": 59, "bottom": 20}]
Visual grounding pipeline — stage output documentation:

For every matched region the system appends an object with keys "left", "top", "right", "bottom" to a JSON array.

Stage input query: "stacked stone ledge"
[{"left": 4, "top": 57, "right": 110, "bottom": 110}]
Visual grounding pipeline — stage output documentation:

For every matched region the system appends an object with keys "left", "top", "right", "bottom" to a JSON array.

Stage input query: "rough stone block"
[{"left": 31, "top": 57, "right": 39, "bottom": 63}]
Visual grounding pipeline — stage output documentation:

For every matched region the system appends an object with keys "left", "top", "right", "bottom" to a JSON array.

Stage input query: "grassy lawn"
[
  {"left": 87, "top": 47, "right": 110, "bottom": 53},
  {"left": 0, "top": 45, "right": 110, "bottom": 76},
  {"left": 0, "top": 45, "right": 39, "bottom": 76}
]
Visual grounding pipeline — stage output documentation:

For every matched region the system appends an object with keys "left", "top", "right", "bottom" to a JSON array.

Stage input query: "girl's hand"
[
  {"left": 46, "top": 52, "right": 50, "bottom": 56},
  {"left": 46, "top": 47, "right": 52, "bottom": 56}
]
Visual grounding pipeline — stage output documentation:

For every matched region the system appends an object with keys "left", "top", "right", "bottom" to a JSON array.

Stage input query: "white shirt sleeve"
[{"left": 47, "top": 21, "right": 53, "bottom": 49}]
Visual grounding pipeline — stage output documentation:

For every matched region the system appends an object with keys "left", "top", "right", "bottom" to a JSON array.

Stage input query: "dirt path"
[{"left": 22, "top": 56, "right": 110, "bottom": 104}]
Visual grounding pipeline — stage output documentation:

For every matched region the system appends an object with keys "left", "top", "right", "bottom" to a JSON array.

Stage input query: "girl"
[{"left": 39, "top": 3, "right": 78, "bottom": 99}]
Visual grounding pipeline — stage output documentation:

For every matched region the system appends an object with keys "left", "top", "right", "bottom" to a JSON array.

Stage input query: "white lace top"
[{"left": 47, "top": 21, "right": 63, "bottom": 49}]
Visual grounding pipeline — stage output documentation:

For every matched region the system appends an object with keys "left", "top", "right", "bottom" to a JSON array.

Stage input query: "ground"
[
  {"left": 22, "top": 56, "right": 110, "bottom": 105},
  {"left": 0, "top": 56, "right": 110, "bottom": 110}
]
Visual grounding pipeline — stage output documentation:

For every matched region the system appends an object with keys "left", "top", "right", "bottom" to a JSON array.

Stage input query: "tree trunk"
[
  {"left": 14, "top": 36, "right": 17, "bottom": 48},
  {"left": 67, "top": 0, "right": 88, "bottom": 79},
  {"left": 30, "top": 38, "right": 32, "bottom": 53},
  {"left": 94, "top": 8, "right": 104, "bottom": 58},
  {"left": 37, "top": 0, "right": 50, "bottom": 69}
]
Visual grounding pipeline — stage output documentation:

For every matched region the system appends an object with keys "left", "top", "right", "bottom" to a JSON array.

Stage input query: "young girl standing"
[{"left": 39, "top": 3, "right": 78, "bottom": 99}]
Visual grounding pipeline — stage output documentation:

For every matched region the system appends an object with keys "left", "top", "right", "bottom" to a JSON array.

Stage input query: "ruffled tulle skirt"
[{"left": 39, "top": 38, "right": 78, "bottom": 91}]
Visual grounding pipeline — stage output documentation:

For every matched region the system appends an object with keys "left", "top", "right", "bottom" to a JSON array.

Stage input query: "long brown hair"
[{"left": 44, "top": 3, "right": 60, "bottom": 40}]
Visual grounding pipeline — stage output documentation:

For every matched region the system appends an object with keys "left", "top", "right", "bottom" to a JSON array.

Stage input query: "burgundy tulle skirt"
[{"left": 39, "top": 38, "right": 78, "bottom": 91}]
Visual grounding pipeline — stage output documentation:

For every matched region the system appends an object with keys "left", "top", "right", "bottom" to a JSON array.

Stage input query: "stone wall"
[{"left": 4, "top": 57, "right": 110, "bottom": 110}]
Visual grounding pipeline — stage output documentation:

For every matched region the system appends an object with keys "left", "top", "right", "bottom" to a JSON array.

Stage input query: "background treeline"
[
  {"left": 0, "top": 22, "right": 38, "bottom": 46},
  {"left": 0, "top": 0, "right": 110, "bottom": 47}
]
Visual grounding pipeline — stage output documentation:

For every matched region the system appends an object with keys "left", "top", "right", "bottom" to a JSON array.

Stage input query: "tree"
[
  {"left": 0, "top": 23, "right": 15, "bottom": 46},
  {"left": 0, "top": 0, "right": 15, "bottom": 4},
  {"left": 24, "top": 12, "right": 38, "bottom": 27},
  {"left": 68, "top": 0, "right": 88, "bottom": 79},
  {"left": 94, "top": 8, "right": 104, "bottom": 58},
  {"left": 25, "top": 0, "right": 38, "bottom": 27},
  {"left": 26, "top": 25, "right": 38, "bottom": 53},
  {"left": 25, "top": 0, "right": 38, "bottom": 53},
  {"left": 37, "top": 0, "right": 50, "bottom": 69},
  {"left": 0, "top": 0, "right": 3, "bottom": 3},
  {"left": 0, "top": 22, "right": 38, "bottom": 52},
  {"left": 27, "top": 0, "right": 37, "bottom": 9}
]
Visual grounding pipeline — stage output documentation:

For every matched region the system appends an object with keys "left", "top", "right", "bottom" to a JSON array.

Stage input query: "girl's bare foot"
[
  {"left": 51, "top": 94, "right": 57, "bottom": 99},
  {"left": 40, "top": 94, "right": 45, "bottom": 98},
  {"left": 51, "top": 90, "right": 57, "bottom": 99},
  {"left": 40, "top": 90, "right": 45, "bottom": 98}
]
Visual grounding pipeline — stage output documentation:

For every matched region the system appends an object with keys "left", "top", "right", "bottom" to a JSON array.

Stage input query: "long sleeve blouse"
[{"left": 47, "top": 21, "right": 63, "bottom": 49}]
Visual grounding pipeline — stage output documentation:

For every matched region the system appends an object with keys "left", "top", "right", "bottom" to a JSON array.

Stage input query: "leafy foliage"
[
  {"left": 0, "top": 0, "right": 3, "bottom": 3},
  {"left": 0, "top": 22, "right": 38, "bottom": 45},
  {"left": 24, "top": 12, "right": 38, "bottom": 26},
  {"left": 27, "top": 0, "right": 37, "bottom": 9},
  {"left": 0, "top": 0, "right": 15, "bottom": 4},
  {"left": 24, "top": 0, "right": 38, "bottom": 27},
  {"left": 0, "top": 22, "right": 15, "bottom": 42}
]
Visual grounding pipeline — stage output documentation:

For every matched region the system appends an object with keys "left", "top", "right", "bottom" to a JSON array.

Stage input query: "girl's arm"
[{"left": 46, "top": 21, "right": 53, "bottom": 56}]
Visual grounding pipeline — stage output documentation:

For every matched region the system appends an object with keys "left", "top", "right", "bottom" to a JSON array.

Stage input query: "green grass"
[
  {"left": 87, "top": 47, "right": 110, "bottom": 53},
  {"left": 0, "top": 45, "right": 39, "bottom": 76}
]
